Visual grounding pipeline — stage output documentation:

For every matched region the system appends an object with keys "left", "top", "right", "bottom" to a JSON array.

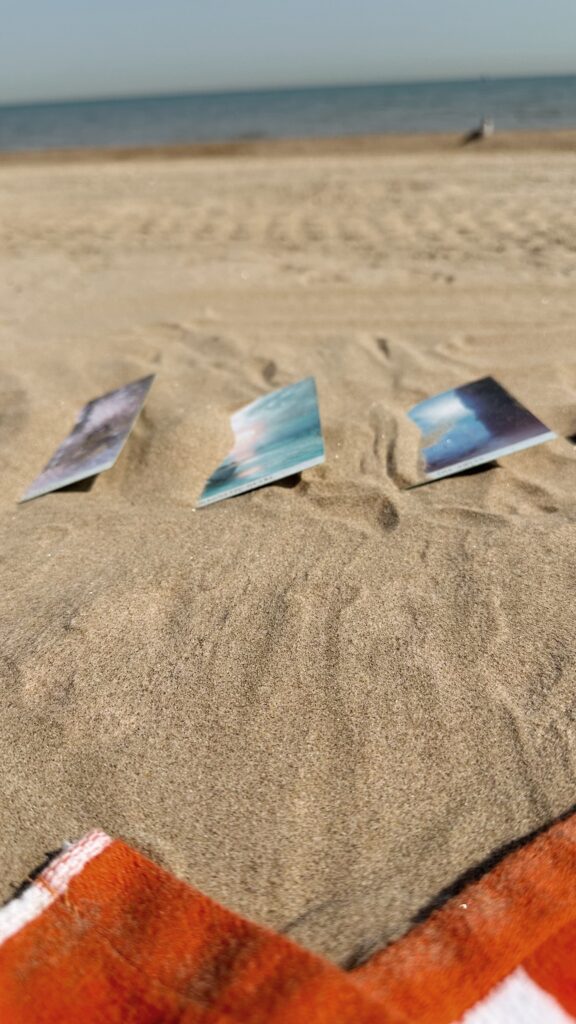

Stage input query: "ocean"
[{"left": 1, "top": 75, "right": 575, "bottom": 153}]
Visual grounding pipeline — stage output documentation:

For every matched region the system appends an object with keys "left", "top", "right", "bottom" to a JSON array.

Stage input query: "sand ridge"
[{"left": 1, "top": 144, "right": 575, "bottom": 964}]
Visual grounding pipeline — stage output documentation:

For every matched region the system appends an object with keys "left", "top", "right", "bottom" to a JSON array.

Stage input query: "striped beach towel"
[{"left": 0, "top": 812, "right": 575, "bottom": 1022}]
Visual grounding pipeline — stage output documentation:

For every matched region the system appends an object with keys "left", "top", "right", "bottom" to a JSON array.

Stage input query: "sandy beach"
[{"left": 1, "top": 133, "right": 575, "bottom": 966}]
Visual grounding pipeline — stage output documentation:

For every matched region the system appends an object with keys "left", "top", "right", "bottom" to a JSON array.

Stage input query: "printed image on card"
[
  {"left": 198, "top": 377, "right": 325, "bottom": 507},
  {"left": 408, "top": 376, "right": 556, "bottom": 484},
  {"left": 20, "top": 375, "right": 155, "bottom": 502}
]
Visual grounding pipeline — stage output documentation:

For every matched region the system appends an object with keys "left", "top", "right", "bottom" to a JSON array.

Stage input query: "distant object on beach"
[{"left": 461, "top": 117, "right": 495, "bottom": 145}]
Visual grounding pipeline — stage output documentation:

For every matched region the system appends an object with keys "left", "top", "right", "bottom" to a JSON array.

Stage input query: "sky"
[{"left": 1, "top": 0, "right": 575, "bottom": 105}]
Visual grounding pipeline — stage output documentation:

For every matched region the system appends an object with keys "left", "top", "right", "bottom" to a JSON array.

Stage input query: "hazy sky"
[{"left": 2, "top": 0, "right": 575, "bottom": 104}]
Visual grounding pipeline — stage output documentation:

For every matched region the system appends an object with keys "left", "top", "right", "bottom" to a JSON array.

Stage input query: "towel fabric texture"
[{"left": 0, "top": 811, "right": 575, "bottom": 1022}]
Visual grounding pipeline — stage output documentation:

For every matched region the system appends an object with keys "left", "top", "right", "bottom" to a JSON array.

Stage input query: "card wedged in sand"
[
  {"left": 20, "top": 375, "right": 155, "bottom": 502},
  {"left": 408, "top": 376, "right": 556, "bottom": 484},
  {"left": 197, "top": 377, "right": 325, "bottom": 507}
]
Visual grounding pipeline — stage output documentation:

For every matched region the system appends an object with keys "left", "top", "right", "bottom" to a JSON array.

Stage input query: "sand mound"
[{"left": 1, "top": 145, "right": 575, "bottom": 964}]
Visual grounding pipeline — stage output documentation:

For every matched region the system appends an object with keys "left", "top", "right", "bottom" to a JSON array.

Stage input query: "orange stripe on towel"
[
  {"left": 352, "top": 813, "right": 576, "bottom": 1023},
  {"left": 0, "top": 834, "right": 383, "bottom": 1023},
  {"left": 1, "top": 813, "right": 576, "bottom": 1022},
  {"left": 525, "top": 919, "right": 576, "bottom": 1017}
]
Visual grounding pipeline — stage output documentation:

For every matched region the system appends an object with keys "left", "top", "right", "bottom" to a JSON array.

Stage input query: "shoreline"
[{"left": 1, "top": 128, "right": 576, "bottom": 165}]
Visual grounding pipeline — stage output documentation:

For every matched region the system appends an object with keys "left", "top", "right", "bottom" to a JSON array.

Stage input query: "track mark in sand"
[
  {"left": 262, "top": 359, "right": 278, "bottom": 385},
  {"left": 305, "top": 482, "right": 399, "bottom": 534},
  {"left": 366, "top": 405, "right": 409, "bottom": 490},
  {"left": 385, "top": 426, "right": 401, "bottom": 486},
  {"left": 503, "top": 475, "right": 561, "bottom": 515},
  {"left": 368, "top": 402, "right": 420, "bottom": 489},
  {"left": 375, "top": 337, "right": 391, "bottom": 359},
  {"left": 156, "top": 320, "right": 194, "bottom": 344},
  {"left": 155, "top": 325, "right": 243, "bottom": 376},
  {"left": 385, "top": 427, "right": 416, "bottom": 491},
  {"left": 437, "top": 506, "right": 508, "bottom": 529},
  {"left": 368, "top": 406, "right": 389, "bottom": 465},
  {"left": 419, "top": 537, "right": 431, "bottom": 565},
  {"left": 371, "top": 335, "right": 414, "bottom": 393},
  {"left": 378, "top": 498, "right": 400, "bottom": 531},
  {"left": 279, "top": 895, "right": 345, "bottom": 938}
]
